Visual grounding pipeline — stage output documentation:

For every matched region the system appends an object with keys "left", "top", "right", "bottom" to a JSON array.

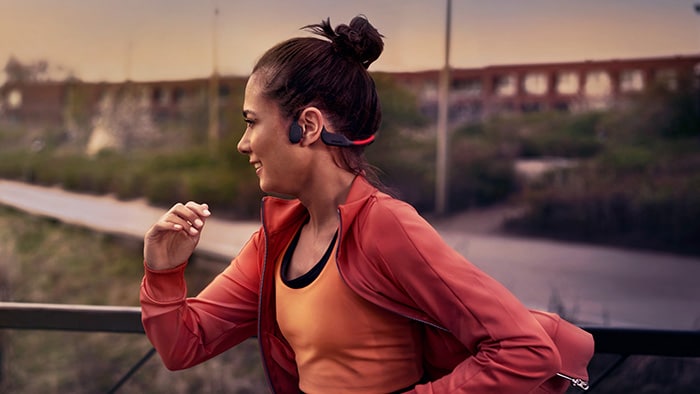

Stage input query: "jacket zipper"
[
  {"left": 556, "top": 373, "right": 590, "bottom": 390},
  {"left": 258, "top": 201, "right": 276, "bottom": 394}
]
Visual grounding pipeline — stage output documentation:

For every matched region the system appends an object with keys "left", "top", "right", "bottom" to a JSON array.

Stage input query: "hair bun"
[{"left": 305, "top": 16, "right": 384, "bottom": 69}]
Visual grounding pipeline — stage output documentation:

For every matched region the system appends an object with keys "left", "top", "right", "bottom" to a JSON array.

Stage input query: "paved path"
[
  {"left": 2, "top": 179, "right": 700, "bottom": 330},
  {"left": 0, "top": 180, "right": 260, "bottom": 261}
]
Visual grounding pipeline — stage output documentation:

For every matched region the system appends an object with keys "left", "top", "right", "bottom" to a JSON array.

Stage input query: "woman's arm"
[
  {"left": 367, "top": 202, "right": 561, "bottom": 392},
  {"left": 140, "top": 229, "right": 262, "bottom": 370}
]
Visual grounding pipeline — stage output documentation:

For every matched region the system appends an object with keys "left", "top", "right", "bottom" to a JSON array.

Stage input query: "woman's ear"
[{"left": 297, "top": 107, "right": 324, "bottom": 146}]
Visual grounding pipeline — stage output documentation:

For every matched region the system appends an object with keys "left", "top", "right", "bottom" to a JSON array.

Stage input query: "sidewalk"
[
  {"left": 430, "top": 204, "right": 524, "bottom": 235},
  {"left": 0, "top": 179, "right": 260, "bottom": 261}
]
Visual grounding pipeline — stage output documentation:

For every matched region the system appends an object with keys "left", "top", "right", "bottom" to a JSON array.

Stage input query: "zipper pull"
[{"left": 556, "top": 372, "right": 590, "bottom": 391}]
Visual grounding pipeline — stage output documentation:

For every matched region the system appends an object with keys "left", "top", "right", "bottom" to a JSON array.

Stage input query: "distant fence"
[{"left": 1, "top": 301, "right": 699, "bottom": 392}]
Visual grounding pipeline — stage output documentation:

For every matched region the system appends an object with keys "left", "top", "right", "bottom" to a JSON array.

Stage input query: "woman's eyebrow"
[{"left": 242, "top": 110, "right": 257, "bottom": 118}]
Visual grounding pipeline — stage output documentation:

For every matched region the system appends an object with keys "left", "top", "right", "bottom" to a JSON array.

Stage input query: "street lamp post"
[
  {"left": 208, "top": 6, "right": 220, "bottom": 148},
  {"left": 435, "top": 0, "right": 452, "bottom": 215}
]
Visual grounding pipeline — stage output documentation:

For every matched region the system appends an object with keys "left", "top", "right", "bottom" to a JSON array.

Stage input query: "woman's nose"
[{"left": 237, "top": 131, "right": 250, "bottom": 155}]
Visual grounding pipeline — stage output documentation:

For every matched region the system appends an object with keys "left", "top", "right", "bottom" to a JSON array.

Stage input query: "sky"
[{"left": 0, "top": 0, "right": 699, "bottom": 84}]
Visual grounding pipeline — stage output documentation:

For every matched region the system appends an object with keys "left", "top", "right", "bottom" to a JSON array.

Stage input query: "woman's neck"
[{"left": 298, "top": 169, "right": 356, "bottom": 234}]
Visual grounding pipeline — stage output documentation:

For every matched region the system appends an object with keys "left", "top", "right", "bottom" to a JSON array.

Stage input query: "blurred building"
[
  {"left": 0, "top": 77, "right": 239, "bottom": 125},
  {"left": 391, "top": 54, "right": 700, "bottom": 122},
  {"left": 1, "top": 54, "right": 698, "bottom": 126}
]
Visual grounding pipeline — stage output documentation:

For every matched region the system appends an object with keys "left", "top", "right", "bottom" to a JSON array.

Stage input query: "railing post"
[
  {"left": 107, "top": 347, "right": 157, "bottom": 394},
  {"left": 0, "top": 332, "right": 3, "bottom": 384}
]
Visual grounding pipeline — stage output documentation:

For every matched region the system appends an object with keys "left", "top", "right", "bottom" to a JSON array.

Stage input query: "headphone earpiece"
[{"left": 289, "top": 122, "right": 303, "bottom": 144}]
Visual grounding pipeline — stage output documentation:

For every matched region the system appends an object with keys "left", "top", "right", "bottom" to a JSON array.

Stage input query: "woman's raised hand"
[{"left": 143, "top": 201, "right": 211, "bottom": 270}]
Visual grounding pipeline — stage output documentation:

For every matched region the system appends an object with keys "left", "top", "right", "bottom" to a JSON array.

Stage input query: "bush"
[
  {"left": 598, "top": 145, "right": 655, "bottom": 173},
  {"left": 0, "top": 150, "right": 33, "bottom": 180},
  {"left": 448, "top": 136, "right": 517, "bottom": 210},
  {"left": 370, "top": 137, "right": 436, "bottom": 211},
  {"left": 0, "top": 139, "right": 263, "bottom": 219},
  {"left": 507, "top": 154, "right": 700, "bottom": 255}
]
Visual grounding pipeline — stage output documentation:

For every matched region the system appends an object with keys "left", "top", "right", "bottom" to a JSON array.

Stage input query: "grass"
[{"left": 0, "top": 206, "right": 267, "bottom": 393}]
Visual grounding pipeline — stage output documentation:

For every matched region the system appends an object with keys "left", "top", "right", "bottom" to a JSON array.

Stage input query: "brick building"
[{"left": 1, "top": 54, "right": 698, "bottom": 126}]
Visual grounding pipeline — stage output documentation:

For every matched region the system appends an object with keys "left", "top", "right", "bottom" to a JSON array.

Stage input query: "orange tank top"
[{"left": 275, "top": 231, "right": 423, "bottom": 394}]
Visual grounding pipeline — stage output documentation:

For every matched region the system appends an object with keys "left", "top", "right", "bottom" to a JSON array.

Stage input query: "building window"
[
  {"left": 7, "top": 88, "right": 22, "bottom": 109},
  {"left": 584, "top": 71, "right": 612, "bottom": 97},
  {"left": 218, "top": 84, "right": 230, "bottom": 98},
  {"left": 620, "top": 69, "right": 644, "bottom": 92},
  {"left": 172, "top": 87, "right": 185, "bottom": 105},
  {"left": 556, "top": 71, "right": 579, "bottom": 94},
  {"left": 421, "top": 81, "right": 438, "bottom": 101},
  {"left": 452, "top": 78, "right": 481, "bottom": 97},
  {"left": 494, "top": 74, "right": 517, "bottom": 97},
  {"left": 159, "top": 88, "right": 171, "bottom": 105},
  {"left": 524, "top": 72, "right": 548, "bottom": 95},
  {"left": 151, "top": 87, "right": 163, "bottom": 105},
  {"left": 655, "top": 69, "right": 677, "bottom": 91}
]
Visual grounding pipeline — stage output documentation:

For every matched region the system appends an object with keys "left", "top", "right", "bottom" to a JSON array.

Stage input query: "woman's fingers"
[
  {"left": 185, "top": 201, "right": 211, "bottom": 218},
  {"left": 145, "top": 201, "right": 211, "bottom": 241},
  {"left": 148, "top": 216, "right": 191, "bottom": 238},
  {"left": 143, "top": 202, "right": 211, "bottom": 270},
  {"left": 167, "top": 202, "right": 211, "bottom": 235}
]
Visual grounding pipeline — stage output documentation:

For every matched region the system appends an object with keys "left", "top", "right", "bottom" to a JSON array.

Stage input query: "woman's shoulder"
[
  {"left": 365, "top": 192, "right": 426, "bottom": 225},
  {"left": 359, "top": 192, "right": 439, "bottom": 247}
]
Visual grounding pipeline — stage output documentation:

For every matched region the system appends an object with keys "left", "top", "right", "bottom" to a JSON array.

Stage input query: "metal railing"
[
  {"left": 0, "top": 302, "right": 143, "bottom": 333},
  {"left": 1, "top": 301, "right": 699, "bottom": 392}
]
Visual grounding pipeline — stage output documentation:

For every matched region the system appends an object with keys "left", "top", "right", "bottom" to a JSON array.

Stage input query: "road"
[{"left": 2, "top": 179, "right": 699, "bottom": 330}]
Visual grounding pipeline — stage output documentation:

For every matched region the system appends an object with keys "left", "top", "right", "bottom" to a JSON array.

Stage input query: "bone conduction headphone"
[{"left": 289, "top": 121, "right": 375, "bottom": 147}]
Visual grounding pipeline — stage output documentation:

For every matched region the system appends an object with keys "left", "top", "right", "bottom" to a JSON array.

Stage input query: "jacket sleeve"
[
  {"left": 139, "top": 230, "right": 262, "bottom": 370},
  {"left": 365, "top": 202, "right": 561, "bottom": 393}
]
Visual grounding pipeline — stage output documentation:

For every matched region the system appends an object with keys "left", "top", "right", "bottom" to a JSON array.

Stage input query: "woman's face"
[{"left": 238, "top": 72, "right": 304, "bottom": 195}]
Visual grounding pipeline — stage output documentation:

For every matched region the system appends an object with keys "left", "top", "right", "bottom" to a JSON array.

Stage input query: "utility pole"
[
  {"left": 435, "top": 0, "right": 452, "bottom": 215},
  {"left": 208, "top": 5, "right": 220, "bottom": 149}
]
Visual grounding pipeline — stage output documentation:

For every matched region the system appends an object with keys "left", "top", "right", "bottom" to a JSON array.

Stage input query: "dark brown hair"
[{"left": 251, "top": 16, "right": 384, "bottom": 180}]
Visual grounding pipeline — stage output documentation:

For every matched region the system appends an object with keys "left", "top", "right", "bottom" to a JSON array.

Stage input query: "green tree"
[{"left": 3, "top": 56, "right": 49, "bottom": 83}]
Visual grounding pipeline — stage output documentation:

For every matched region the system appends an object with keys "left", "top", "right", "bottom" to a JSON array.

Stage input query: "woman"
[{"left": 141, "top": 16, "right": 593, "bottom": 393}]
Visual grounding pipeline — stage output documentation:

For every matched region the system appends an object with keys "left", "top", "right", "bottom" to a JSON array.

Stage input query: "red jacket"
[{"left": 141, "top": 176, "right": 593, "bottom": 393}]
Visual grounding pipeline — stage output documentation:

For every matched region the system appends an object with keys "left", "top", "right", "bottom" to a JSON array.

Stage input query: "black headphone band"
[
  {"left": 320, "top": 127, "right": 375, "bottom": 147},
  {"left": 289, "top": 121, "right": 375, "bottom": 147}
]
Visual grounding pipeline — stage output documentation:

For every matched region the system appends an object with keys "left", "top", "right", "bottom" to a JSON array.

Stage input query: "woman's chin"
[
  {"left": 259, "top": 182, "right": 296, "bottom": 199},
  {"left": 259, "top": 181, "right": 278, "bottom": 195}
]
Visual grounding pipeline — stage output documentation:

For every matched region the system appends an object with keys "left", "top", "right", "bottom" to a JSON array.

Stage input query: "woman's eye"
[{"left": 244, "top": 119, "right": 254, "bottom": 127}]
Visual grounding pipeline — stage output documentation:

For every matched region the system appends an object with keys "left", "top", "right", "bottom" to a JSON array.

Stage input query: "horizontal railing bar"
[
  {"left": 1, "top": 302, "right": 699, "bottom": 357},
  {"left": 0, "top": 301, "right": 144, "bottom": 333},
  {"left": 587, "top": 326, "right": 700, "bottom": 357}
]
